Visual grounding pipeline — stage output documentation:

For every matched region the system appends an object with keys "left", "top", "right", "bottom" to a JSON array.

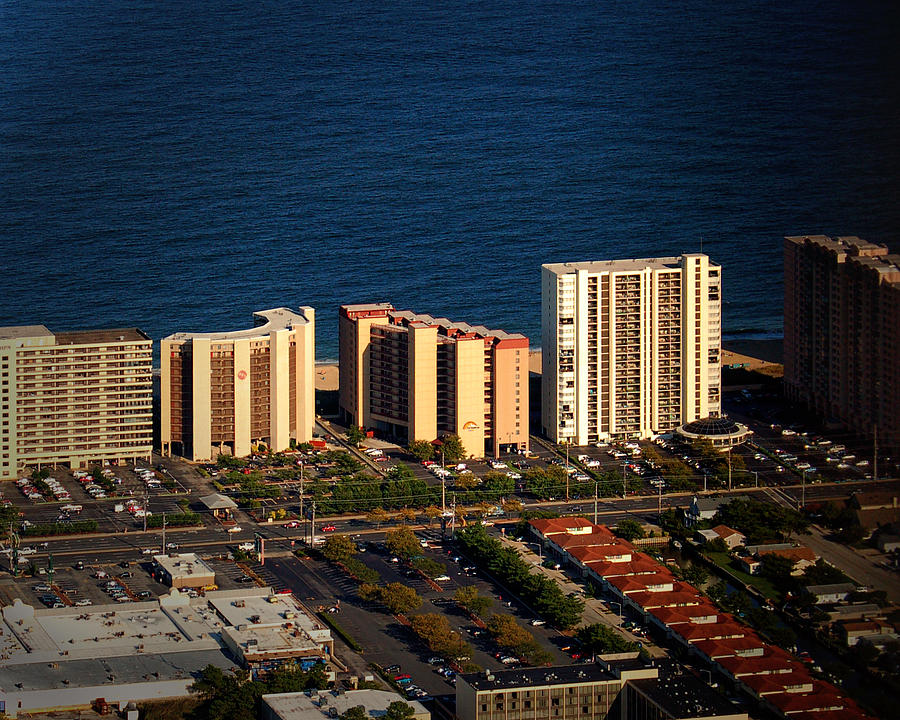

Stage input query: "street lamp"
[
  {"left": 800, "top": 468, "right": 811, "bottom": 511},
  {"left": 609, "top": 600, "right": 623, "bottom": 619}
]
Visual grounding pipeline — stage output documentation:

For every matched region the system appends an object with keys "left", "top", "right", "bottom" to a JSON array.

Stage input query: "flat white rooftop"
[
  {"left": 264, "top": 689, "right": 429, "bottom": 720},
  {"left": 164, "top": 306, "right": 313, "bottom": 341},
  {"left": 543, "top": 254, "right": 717, "bottom": 275},
  {"left": 154, "top": 552, "right": 216, "bottom": 582}
]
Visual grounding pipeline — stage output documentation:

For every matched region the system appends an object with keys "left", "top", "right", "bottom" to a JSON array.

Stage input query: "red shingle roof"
[
  {"left": 673, "top": 621, "right": 747, "bottom": 642},
  {"left": 693, "top": 634, "right": 766, "bottom": 659},
  {"left": 529, "top": 517, "right": 595, "bottom": 536},
  {"left": 606, "top": 571, "right": 675, "bottom": 594},
  {"left": 647, "top": 602, "right": 720, "bottom": 625},
  {"left": 742, "top": 670, "right": 813, "bottom": 695},
  {"left": 586, "top": 557, "right": 662, "bottom": 577}
]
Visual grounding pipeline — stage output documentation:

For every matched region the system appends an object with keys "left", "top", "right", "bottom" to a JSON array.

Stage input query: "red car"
[
  {"left": 321, "top": 524, "right": 337, "bottom": 532},
  {"left": 285, "top": 520, "right": 301, "bottom": 528}
]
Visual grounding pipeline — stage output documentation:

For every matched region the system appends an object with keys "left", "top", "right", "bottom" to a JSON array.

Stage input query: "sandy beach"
[{"left": 317, "top": 341, "right": 781, "bottom": 391}]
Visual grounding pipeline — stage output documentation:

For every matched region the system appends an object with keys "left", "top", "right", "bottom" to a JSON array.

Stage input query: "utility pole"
[
  {"left": 752, "top": 471, "right": 758, "bottom": 489},
  {"left": 310, "top": 501, "right": 316, "bottom": 547},
  {"left": 593, "top": 480, "right": 599, "bottom": 524},
  {"left": 565, "top": 442, "right": 570, "bottom": 502},
  {"left": 622, "top": 459, "right": 627, "bottom": 499},
  {"left": 449, "top": 494, "right": 456, "bottom": 538},
  {"left": 299, "top": 460, "right": 305, "bottom": 526},
  {"left": 441, "top": 476, "right": 446, "bottom": 514},
  {"left": 143, "top": 489, "right": 149, "bottom": 533},
  {"left": 727, "top": 447, "right": 732, "bottom": 492},
  {"left": 657, "top": 482, "right": 662, "bottom": 518},
  {"left": 703, "top": 471, "right": 708, "bottom": 494},
  {"left": 161, "top": 513, "right": 167, "bottom": 554}
]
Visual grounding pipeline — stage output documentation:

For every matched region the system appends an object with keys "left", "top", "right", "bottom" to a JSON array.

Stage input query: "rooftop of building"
[
  {"left": 542, "top": 253, "right": 718, "bottom": 276},
  {"left": 529, "top": 517, "right": 599, "bottom": 536},
  {"left": 0, "top": 647, "right": 233, "bottom": 694},
  {"left": 627, "top": 673, "right": 744, "bottom": 719},
  {"left": 0, "top": 325, "right": 53, "bottom": 340},
  {"left": 678, "top": 416, "right": 750, "bottom": 438},
  {"left": 459, "top": 659, "right": 653, "bottom": 690},
  {"left": 153, "top": 552, "right": 216, "bottom": 580},
  {"left": 786, "top": 235, "right": 900, "bottom": 281},
  {"left": 263, "top": 689, "right": 429, "bottom": 720},
  {"left": 164, "top": 307, "right": 313, "bottom": 341},
  {"left": 805, "top": 583, "right": 856, "bottom": 595},
  {"left": 341, "top": 302, "right": 526, "bottom": 342},
  {"left": 0, "top": 325, "right": 149, "bottom": 344}
]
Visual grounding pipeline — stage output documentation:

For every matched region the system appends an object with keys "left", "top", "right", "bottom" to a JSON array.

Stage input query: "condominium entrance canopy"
[{"left": 199, "top": 493, "right": 239, "bottom": 511}]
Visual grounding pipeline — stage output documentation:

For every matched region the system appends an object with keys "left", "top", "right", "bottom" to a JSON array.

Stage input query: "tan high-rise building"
[
  {"left": 784, "top": 235, "right": 900, "bottom": 452},
  {"left": 160, "top": 307, "right": 315, "bottom": 462},
  {"left": 0, "top": 325, "right": 153, "bottom": 480},
  {"left": 542, "top": 254, "right": 721, "bottom": 444},
  {"left": 339, "top": 304, "right": 529, "bottom": 458}
]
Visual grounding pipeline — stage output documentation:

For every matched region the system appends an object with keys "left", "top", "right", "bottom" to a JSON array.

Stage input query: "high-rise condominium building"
[
  {"left": 542, "top": 254, "right": 721, "bottom": 444},
  {"left": 784, "top": 235, "right": 900, "bottom": 452},
  {"left": 0, "top": 325, "right": 153, "bottom": 480},
  {"left": 339, "top": 304, "right": 529, "bottom": 458},
  {"left": 160, "top": 308, "right": 315, "bottom": 462}
]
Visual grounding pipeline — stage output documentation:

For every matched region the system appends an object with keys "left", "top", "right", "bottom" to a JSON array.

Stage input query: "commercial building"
[
  {"left": 0, "top": 325, "right": 153, "bottom": 481},
  {"left": 160, "top": 307, "right": 315, "bottom": 461},
  {"left": 152, "top": 552, "right": 217, "bottom": 589},
  {"left": 0, "top": 587, "right": 334, "bottom": 716},
  {"left": 262, "top": 690, "right": 429, "bottom": 720},
  {"left": 456, "top": 661, "right": 747, "bottom": 720},
  {"left": 784, "top": 235, "right": 900, "bottom": 452},
  {"left": 541, "top": 254, "right": 721, "bottom": 445},
  {"left": 339, "top": 303, "right": 529, "bottom": 458}
]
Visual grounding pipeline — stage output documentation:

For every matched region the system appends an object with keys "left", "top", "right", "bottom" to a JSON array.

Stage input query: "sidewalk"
[{"left": 497, "top": 535, "right": 666, "bottom": 658}]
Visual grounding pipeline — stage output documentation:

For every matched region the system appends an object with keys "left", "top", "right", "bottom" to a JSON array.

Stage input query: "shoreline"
[{"left": 315, "top": 339, "right": 783, "bottom": 391}]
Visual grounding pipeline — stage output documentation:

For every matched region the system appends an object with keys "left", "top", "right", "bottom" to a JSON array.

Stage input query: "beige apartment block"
[
  {"left": 339, "top": 304, "right": 529, "bottom": 458},
  {"left": 160, "top": 307, "right": 315, "bottom": 462},
  {"left": 542, "top": 254, "right": 721, "bottom": 444},
  {"left": 0, "top": 326, "right": 153, "bottom": 481},
  {"left": 785, "top": 235, "right": 900, "bottom": 452}
]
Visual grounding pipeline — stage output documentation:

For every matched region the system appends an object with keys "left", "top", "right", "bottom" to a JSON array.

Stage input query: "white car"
[
  {"left": 227, "top": 526, "right": 242, "bottom": 533},
  {"left": 434, "top": 575, "right": 451, "bottom": 581},
  {"left": 142, "top": 548, "right": 156, "bottom": 555},
  {"left": 17, "top": 547, "right": 37, "bottom": 556}
]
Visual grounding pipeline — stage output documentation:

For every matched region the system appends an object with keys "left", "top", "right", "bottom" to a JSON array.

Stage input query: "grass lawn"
[{"left": 703, "top": 550, "right": 782, "bottom": 600}]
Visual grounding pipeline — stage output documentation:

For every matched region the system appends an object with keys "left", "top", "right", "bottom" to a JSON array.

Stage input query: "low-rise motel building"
[
  {"left": 528, "top": 518, "right": 875, "bottom": 720},
  {"left": 338, "top": 303, "right": 528, "bottom": 458},
  {"left": 456, "top": 659, "right": 747, "bottom": 720},
  {"left": 160, "top": 307, "right": 315, "bottom": 462},
  {"left": 0, "top": 325, "right": 153, "bottom": 481}
]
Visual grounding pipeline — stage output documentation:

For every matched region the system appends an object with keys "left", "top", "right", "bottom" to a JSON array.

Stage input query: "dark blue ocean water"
[{"left": 2, "top": 0, "right": 899, "bottom": 360}]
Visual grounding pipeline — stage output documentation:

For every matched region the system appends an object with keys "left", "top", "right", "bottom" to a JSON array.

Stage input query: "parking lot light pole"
[
  {"left": 594, "top": 480, "right": 599, "bottom": 524},
  {"left": 752, "top": 470, "right": 758, "bottom": 489}
]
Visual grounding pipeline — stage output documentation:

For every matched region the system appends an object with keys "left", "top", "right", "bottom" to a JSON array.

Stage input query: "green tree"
[
  {"left": 341, "top": 707, "right": 369, "bottom": 720},
  {"left": 759, "top": 553, "right": 797, "bottom": 583},
  {"left": 411, "top": 556, "right": 446, "bottom": 578},
  {"left": 409, "top": 613, "right": 472, "bottom": 659},
  {"left": 502, "top": 498, "right": 523, "bottom": 515},
  {"left": 385, "top": 526, "right": 421, "bottom": 560},
  {"left": 682, "top": 564, "right": 709, "bottom": 588},
  {"left": 408, "top": 440, "right": 435, "bottom": 463},
  {"left": 384, "top": 702, "right": 416, "bottom": 720},
  {"left": 347, "top": 426, "right": 365, "bottom": 447},
  {"left": 366, "top": 507, "right": 390, "bottom": 527},
  {"left": 576, "top": 623, "right": 637, "bottom": 655},
  {"left": 455, "top": 585, "right": 493, "bottom": 617},
  {"left": 376, "top": 583, "right": 424, "bottom": 614},
  {"left": 439, "top": 434, "right": 466, "bottom": 463},
  {"left": 322, "top": 534, "right": 356, "bottom": 564},
  {"left": 455, "top": 474, "right": 480, "bottom": 490},
  {"left": 482, "top": 471, "right": 514, "bottom": 496},
  {"left": 615, "top": 518, "right": 646, "bottom": 541}
]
